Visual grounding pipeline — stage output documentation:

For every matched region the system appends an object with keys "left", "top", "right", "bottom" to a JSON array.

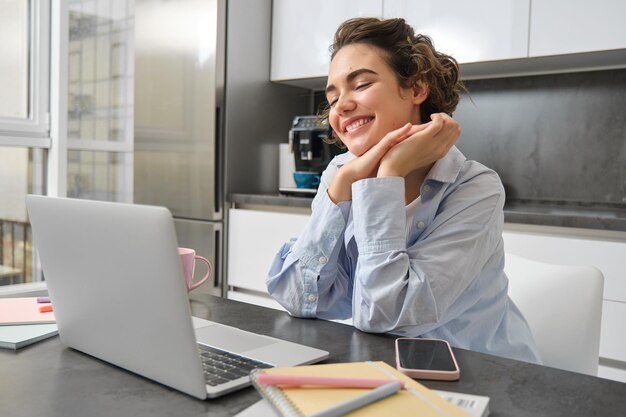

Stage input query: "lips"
[{"left": 343, "top": 117, "right": 373, "bottom": 133}]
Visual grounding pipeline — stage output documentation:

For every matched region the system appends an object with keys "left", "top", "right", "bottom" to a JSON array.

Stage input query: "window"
[
  {"left": 0, "top": 1, "right": 28, "bottom": 119},
  {"left": 0, "top": 147, "right": 46, "bottom": 285},
  {"left": 68, "top": 150, "right": 133, "bottom": 201},
  {"left": 0, "top": 0, "right": 49, "bottom": 287},
  {"left": 0, "top": 1, "right": 135, "bottom": 288},
  {"left": 0, "top": 0, "right": 49, "bottom": 142},
  {"left": 66, "top": 0, "right": 134, "bottom": 202}
]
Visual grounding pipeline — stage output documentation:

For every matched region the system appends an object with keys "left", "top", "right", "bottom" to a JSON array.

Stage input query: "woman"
[{"left": 267, "top": 17, "right": 539, "bottom": 363}]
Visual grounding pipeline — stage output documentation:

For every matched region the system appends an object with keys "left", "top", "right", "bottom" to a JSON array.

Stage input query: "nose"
[{"left": 333, "top": 91, "right": 356, "bottom": 115}]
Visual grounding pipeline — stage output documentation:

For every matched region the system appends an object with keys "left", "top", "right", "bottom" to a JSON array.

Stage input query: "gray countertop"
[
  {"left": 229, "top": 193, "right": 626, "bottom": 232},
  {"left": 4, "top": 294, "right": 626, "bottom": 417},
  {"left": 503, "top": 200, "right": 626, "bottom": 231}
]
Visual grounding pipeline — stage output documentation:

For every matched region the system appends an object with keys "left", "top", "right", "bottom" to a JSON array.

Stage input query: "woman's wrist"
[
  {"left": 377, "top": 161, "right": 403, "bottom": 178},
  {"left": 327, "top": 170, "right": 354, "bottom": 203}
]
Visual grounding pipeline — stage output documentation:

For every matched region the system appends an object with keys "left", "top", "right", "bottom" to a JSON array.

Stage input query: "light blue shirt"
[{"left": 267, "top": 146, "right": 540, "bottom": 364}]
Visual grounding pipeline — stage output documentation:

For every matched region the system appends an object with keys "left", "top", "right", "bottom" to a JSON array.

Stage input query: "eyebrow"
[{"left": 325, "top": 68, "right": 379, "bottom": 95}]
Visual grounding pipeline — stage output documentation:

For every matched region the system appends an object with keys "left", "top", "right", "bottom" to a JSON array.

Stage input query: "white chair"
[{"left": 504, "top": 253, "right": 604, "bottom": 376}]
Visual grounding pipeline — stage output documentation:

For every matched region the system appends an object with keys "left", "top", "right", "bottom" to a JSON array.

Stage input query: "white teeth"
[{"left": 345, "top": 118, "right": 372, "bottom": 132}]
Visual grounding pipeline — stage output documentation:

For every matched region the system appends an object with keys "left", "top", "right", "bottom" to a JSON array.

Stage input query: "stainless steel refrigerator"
[{"left": 133, "top": 0, "right": 226, "bottom": 296}]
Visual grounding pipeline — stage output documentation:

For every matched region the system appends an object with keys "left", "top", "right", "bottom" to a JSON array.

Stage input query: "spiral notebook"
[{"left": 250, "top": 361, "right": 472, "bottom": 417}]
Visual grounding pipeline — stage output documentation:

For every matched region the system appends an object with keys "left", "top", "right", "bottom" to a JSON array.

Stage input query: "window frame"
[
  {"left": 0, "top": 1, "right": 53, "bottom": 287},
  {"left": 0, "top": 0, "right": 51, "bottom": 145}
]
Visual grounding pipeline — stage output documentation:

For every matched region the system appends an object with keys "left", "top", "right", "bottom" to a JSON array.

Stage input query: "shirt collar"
[
  {"left": 334, "top": 151, "right": 355, "bottom": 167},
  {"left": 333, "top": 146, "right": 465, "bottom": 184},
  {"left": 425, "top": 146, "right": 466, "bottom": 184}
]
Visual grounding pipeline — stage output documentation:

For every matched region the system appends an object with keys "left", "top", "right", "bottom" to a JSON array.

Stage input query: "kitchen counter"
[
  {"left": 229, "top": 193, "right": 626, "bottom": 232},
  {"left": 4, "top": 294, "right": 626, "bottom": 417},
  {"left": 503, "top": 200, "right": 626, "bottom": 232}
]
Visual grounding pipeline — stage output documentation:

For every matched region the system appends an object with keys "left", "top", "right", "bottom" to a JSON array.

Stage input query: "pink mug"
[{"left": 178, "top": 247, "right": 212, "bottom": 291}]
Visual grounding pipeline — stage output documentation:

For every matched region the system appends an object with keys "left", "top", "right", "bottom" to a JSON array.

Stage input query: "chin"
[
  {"left": 344, "top": 143, "right": 364, "bottom": 157},
  {"left": 345, "top": 139, "right": 376, "bottom": 157}
]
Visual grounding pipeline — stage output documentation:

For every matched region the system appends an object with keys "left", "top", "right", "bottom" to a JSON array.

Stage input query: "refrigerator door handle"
[
  {"left": 214, "top": 105, "right": 223, "bottom": 218},
  {"left": 213, "top": 226, "right": 222, "bottom": 289}
]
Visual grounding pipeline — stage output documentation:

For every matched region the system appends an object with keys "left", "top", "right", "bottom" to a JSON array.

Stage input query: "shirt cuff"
[
  {"left": 352, "top": 177, "right": 406, "bottom": 254},
  {"left": 291, "top": 189, "right": 347, "bottom": 270}
]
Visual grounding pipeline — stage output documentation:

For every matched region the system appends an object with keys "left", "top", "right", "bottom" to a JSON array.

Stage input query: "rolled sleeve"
[
  {"left": 267, "top": 186, "right": 349, "bottom": 318},
  {"left": 352, "top": 177, "right": 406, "bottom": 254},
  {"left": 291, "top": 190, "right": 347, "bottom": 269}
]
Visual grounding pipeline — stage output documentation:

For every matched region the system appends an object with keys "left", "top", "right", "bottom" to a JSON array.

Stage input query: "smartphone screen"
[{"left": 397, "top": 338, "right": 457, "bottom": 371}]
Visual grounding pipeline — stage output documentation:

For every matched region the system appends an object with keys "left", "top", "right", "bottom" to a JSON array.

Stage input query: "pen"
[
  {"left": 255, "top": 374, "right": 406, "bottom": 389},
  {"left": 307, "top": 381, "right": 401, "bottom": 417}
]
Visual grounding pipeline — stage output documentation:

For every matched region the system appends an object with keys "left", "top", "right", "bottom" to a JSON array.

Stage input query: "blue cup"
[{"left": 293, "top": 171, "right": 321, "bottom": 189}]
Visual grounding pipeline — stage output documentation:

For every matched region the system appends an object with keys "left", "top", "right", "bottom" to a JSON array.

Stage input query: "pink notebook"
[{"left": 0, "top": 297, "right": 56, "bottom": 325}]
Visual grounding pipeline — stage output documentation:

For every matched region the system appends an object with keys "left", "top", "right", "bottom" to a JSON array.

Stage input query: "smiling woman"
[
  {"left": 325, "top": 44, "right": 421, "bottom": 158},
  {"left": 266, "top": 17, "right": 541, "bottom": 365}
]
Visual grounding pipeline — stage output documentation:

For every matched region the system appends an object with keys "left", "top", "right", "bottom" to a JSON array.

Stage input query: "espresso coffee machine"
[{"left": 279, "top": 115, "right": 343, "bottom": 195}]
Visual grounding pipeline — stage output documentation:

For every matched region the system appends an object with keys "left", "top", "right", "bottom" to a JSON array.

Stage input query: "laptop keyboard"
[{"left": 198, "top": 344, "right": 273, "bottom": 386}]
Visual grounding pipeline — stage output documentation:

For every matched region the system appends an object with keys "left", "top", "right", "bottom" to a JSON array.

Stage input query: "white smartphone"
[{"left": 395, "top": 338, "right": 460, "bottom": 381}]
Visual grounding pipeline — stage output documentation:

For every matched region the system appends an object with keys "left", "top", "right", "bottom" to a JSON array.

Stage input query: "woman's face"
[{"left": 325, "top": 43, "right": 423, "bottom": 156}]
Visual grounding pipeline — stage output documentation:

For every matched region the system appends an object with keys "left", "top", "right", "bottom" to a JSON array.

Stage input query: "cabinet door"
[
  {"left": 271, "top": 0, "right": 383, "bottom": 81},
  {"left": 384, "top": 0, "right": 529, "bottom": 63},
  {"left": 529, "top": 0, "right": 626, "bottom": 57},
  {"left": 502, "top": 227, "right": 626, "bottom": 362},
  {"left": 227, "top": 209, "right": 310, "bottom": 293}
]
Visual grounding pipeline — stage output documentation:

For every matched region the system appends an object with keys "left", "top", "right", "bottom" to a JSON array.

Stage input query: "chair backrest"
[{"left": 504, "top": 253, "right": 604, "bottom": 375}]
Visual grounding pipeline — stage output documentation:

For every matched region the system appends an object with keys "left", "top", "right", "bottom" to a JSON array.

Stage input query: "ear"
[{"left": 412, "top": 81, "right": 429, "bottom": 105}]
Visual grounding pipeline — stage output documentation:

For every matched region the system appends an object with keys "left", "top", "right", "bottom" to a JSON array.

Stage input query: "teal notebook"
[{"left": 0, "top": 323, "right": 58, "bottom": 350}]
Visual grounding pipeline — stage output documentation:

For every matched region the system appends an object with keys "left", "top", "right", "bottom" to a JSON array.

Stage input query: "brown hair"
[{"left": 320, "top": 17, "right": 464, "bottom": 144}]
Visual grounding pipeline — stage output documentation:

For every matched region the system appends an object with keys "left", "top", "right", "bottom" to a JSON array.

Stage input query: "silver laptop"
[{"left": 25, "top": 195, "right": 328, "bottom": 399}]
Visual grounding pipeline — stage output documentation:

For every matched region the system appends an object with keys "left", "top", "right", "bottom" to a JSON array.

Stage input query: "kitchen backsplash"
[
  {"left": 454, "top": 69, "right": 626, "bottom": 208},
  {"left": 313, "top": 69, "right": 626, "bottom": 209}
]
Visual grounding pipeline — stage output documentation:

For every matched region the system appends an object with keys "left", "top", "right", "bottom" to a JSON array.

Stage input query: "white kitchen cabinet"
[
  {"left": 529, "top": 0, "right": 626, "bottom": 57},
  {"left": 271, "top": 0, "right": 382, "bottom": 82},
  {"left": 383, "top": 0, "right": 530, "bottom": 63},
  {"left": 271, "top": 0, "right": 529, "bottom": 82},
  {"left": 271, "top": 0, "right": 626, "bottom": 83},
  {"left": 227, "top": 208, "right": 310, "bottom": 307},
  {"left": 503, "top": 225, "right": 626, "bottom": 366}
]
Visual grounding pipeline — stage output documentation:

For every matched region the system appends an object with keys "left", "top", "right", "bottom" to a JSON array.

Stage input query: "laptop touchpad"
[{"left": 195, "top": 324, "right": 278, "bottom": 353}]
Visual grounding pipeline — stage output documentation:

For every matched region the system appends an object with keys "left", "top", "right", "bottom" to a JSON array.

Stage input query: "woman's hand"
[
  {"left": 377, "top": 113, "right": 460, "bottom": 178},
  {"left": 327, "top": 122, "right": 430, "bottom": 203}
]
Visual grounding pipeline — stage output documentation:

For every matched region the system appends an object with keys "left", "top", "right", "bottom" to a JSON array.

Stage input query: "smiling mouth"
[{"left": 345, "top": 117, "right": 373, "bottom": 133}]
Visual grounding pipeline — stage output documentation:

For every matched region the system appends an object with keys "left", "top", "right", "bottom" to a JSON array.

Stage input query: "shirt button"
[
  {"left": 416, "top": 221, "right": 425, "bottom": 229},
  {"left": 319, "top": 256, "right": 327, "bottom": 264},
  {"left": 308, "top": 294, "right": 317, "bottom": 302},
  {"left": 423, "top": 184, "right": 431, "bottom": 192}
]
